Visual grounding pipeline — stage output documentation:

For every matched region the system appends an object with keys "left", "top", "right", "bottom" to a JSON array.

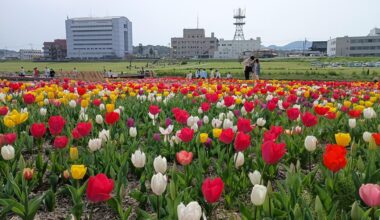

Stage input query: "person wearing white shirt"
[
  {"left": 215, "top": 69, "right": 221, "bottom": 78},
  {"left": 44, "top": 67, "right": 50, "bottom": 78},
  {"left": 209, "top": 68, "right": 214, "bottom": 79}
]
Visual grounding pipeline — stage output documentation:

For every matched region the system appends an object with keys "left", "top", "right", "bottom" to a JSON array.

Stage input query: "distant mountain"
[
  {"left": 267, "top": 41, "right": 312, "bottom": 51},
  {"left": 0, "top": 49, "right": 19, "bottom": 59}
]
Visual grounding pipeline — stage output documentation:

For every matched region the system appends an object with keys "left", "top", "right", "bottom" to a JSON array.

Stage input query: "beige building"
[
  {"left": 214, "top": 38, "right": 261, "bottom": 59},
  {"left": 171, "top": 29, "right": 218, "bottom": 58},
  {"left": 19, "top": 49, "right": 43, "bottom": 60},
  {"left": 327, "top": 28, "right": 380, "bottom": 57}
]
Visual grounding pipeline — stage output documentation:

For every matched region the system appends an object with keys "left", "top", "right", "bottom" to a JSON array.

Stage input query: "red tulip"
[
  {"left": 93, "top": 99, "right": 101, "bottom": 106},
  {"left": 223, "top": 96, "right": 235, "bottom": 107},
  {"left": 71, "top": 128, "right": 82, "bottom": 140},
  {"left": 323, "top": 144, "right": 347, "bottom": 172},
  {"left": 267, "top": 100, "right": 277, "bottom": 111},
  {"left": 359, "top": 184, "right": 380, "bottom": 207},
  {"left": 371, "top": 133, "right": 380, "bottom": 145},
  {"left": 219, "top": 128, "right": 235, "bottom": 144},
  {"left": 243, "top": 101, "right": 254, "bottom": 112},
  {"left": 105, "top": 112, "right": 120, "bottom": 125},
  {"left": 178, "top": 127, "right": 194, "bottom": 143},
  {"left": 286, "top": 108, "right": 300, "bottom": 121},
  {"left": 200, "top": 102, "right": 211, "bottom": 112},
  {"left": 261, "top": 141, "right": 286, "bottom": 165},
  {"left": 53, "top": 136, "right": 68, "bottom": 149},
  {"left": 176, "top": 150, "right": 193, "bottom": 165},
  {"left": 237, "top": 118, "right": 252, "bottom": 133},
  {"left": 30, "top": 123, "right": 46, "bottom": 138},
  {"left": 86, "top": 173, "right": 114, "bottom": 202},
  {"left": 301, "top": 112, "right": 318, "bottom": 127},
  {"left": 314, "top": 106, "right": 330, "bottom": 116},
  {"left": 23, "top": 93, "right": 36, "bottom": 104},
  {"left": 149, "top": 105, "right": 160, "bottom": 115},
  {"left": 4, "top": 133, "right": 17, "bottom": 145},
  {"left": 76, "top": 122, "right": 92, "bottom": 137},
  {"left": 172, "top": 108, "right": 189, "bottom": 124},
  {"left": 348, "top": 109, "right": 362, "bottom": 118},
  {"left": 201, "top": 177, "right": 224, "bottom": 203},
  {"left": 0, "top": 106, "right": 8, "bottom": 116},
  {"left": 205, "top": 93, "right": 218, "bottom": 103},
  {"left": 234, "top": 132, "right": 251, "bottom": 151},
  {"left": 48, "top": 115, "right": 66, "bottom": 136},
  {"left": 77, "top": 87, "right": 86, "bottom": 96}
]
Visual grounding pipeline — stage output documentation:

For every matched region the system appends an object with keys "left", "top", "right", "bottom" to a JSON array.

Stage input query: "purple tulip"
[
  {"left": 234, "top": 110, "right": 241, "bottom": 117},
  {"left": 127, "top": 118, "right": 135, "bottom": 127},
  {"left": 204, "top": 138, "right": 213, "bottom": 148},
  {"left": 165, "top": 118, "right": 172, "bottom": 127},
  {"left": 153, "top": 133, "right": 161, "bottom": 142},
  {"left": 197, "top": 120, "right": 203, "bottom": 128},
  {"left": 138, "top": 89, "right": 144, "bottom": 95}
]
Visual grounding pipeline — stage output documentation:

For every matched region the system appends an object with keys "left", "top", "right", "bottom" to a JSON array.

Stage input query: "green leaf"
[
  {"left": 0, "top": 198, "right": 25, "bottom": 217},
  {"left": 136, "top": 208, "right": 152, "bottom": 220},
  {"left": 350, "top": 201, "right": 364, "bottom": 220},
  {"left": 27, "top": 194, "right": 45, "bottom": 220}
]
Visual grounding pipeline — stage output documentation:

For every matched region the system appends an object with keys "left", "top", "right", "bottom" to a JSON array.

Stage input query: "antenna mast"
[{"left": 233, "top": 8, "right": 246, "bottom": 40}]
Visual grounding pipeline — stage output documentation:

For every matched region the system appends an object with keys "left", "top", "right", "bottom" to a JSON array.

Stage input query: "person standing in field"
[
  {"left": 209, "top": 68, "right": 214, "bottom": 79},
  {"left": 253, "top": 59, "right": 260, "bottom": 80},
  {"left": 73, "top": 67, "right": 78, "bottom": 78},
  {"left": 242, "top": 56, "right": 255, "bottom": 80},
  {"left": 19, "top": 67, "right": 25, "bottom": 77},
  {"left": 33, "top": 67, "right": 39, "bottom": 78},
  {"left": 44, "top": 67, "right": 50, "bottom": 78},
  {"left": 215, "top": 69, "right": 221, "bottom": 78},
  {"left": 195, "top": 68, "right": 200, "bottom": 79}
]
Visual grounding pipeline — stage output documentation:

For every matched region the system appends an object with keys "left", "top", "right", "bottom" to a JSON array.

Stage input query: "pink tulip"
[{"left": 359, "top": 184, "right": 380, "bottom": 207}]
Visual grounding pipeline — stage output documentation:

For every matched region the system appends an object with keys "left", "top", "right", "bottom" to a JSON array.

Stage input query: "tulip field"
[{"left": 1, "top": 77, "right": 380, "bottom": 219}]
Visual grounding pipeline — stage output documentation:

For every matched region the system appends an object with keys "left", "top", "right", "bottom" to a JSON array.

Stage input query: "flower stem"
[
  {"left": 157, "top": 195, "right": 160, "bottom": 219},
  {"left": 254, "top": 205, "right": 257, "bottom": 220}
]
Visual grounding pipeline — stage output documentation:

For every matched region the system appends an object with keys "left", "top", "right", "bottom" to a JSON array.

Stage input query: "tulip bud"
[
  {"left": 23, "top": 168, "right": 34, "bottom": 181},
  {"left": 131, "top": 149, "right": 146, "bottom": 168},
  {"left": 250, "top": 184, "right": 267, "bottom": 206},
  {"left": 153, "top": 155, "right": 167, "bottom": 174},
  {"left": 129, "top": 127, "right": 137, "bottom": 137},
  {"left": 177, "top": 201, "right": 202, "bottom": 220},
  {"left": 203, "top": 115, "right": 209, "bottom": 124},
  {"left": 348, "top": 119, "right": 356, "bottom": 129},
  {"left": 151, "top": 173, "right": 167, "bottom": 196},
  {"left": 363, "top": 131, "right": 372, "bottom": 142},
  {"left": 304, "top": 135, "right": 318, "bottom": 152},
  {"left": 98, "top": 129, "right": 110, "bottom": 143},
  {"left": 234, "top": 152, "right": 244, "bottom": 169},
  {"left": 99, "top": 103, "right": 105, "bottom": 111},
  {"left": 248, "top": 170, "right": 262, "bottom": 185},
  {"left": 63, "top": 170, "right": 70, "bottom": 179},
  {"left": 70, "top": 147, "right": 78, "bottom": 160},
  {"left": 200, "top": 133, "right": 208, "bottom": 143},
  {"left": 1, "top": 145, "right": 15, "bottom": 160},
  {"left": 95, "top": 114, "right": 103, "bottom": 124}
]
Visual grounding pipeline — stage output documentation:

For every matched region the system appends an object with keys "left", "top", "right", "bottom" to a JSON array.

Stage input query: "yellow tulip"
[
  {"left": 213, "top": 128, "right": 222, "bottom": 138},
  {"left": 81, "top": 99, "right": 89, "bottom": 108},
  {"left": 187, "top": 94, "right": 193, "bottom": 99},
  {"left": 343, "top": 101, "right": 351, "bottom": 108},
  {"left": 70, "top": 147, "right": 79, "bottom": 160},
  {"left": 106, "top": 104, "right": 115, "bottom": 113},
  {"left": 3, "top": 109, "right": 28, "bottom": 128},
  {"left": 200, "top": 133, "right": 209, "bottom": 143},
  {"left": 335, "top": 133, "right": 351, "bottom": 147},
  {"left": 70, "top": 165, "right": 87, "bottom": 180}
]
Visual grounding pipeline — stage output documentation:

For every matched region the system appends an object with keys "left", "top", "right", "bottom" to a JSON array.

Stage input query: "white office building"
[
  {"left": 327, "top": 28, "right": 380, "bottom": 57},
  {"left": 214, "top": 38, "right": 261, "bottom": 59},
  {"left": 19, "top": 49, "right": 43, "bottom": 60},
  {"left": 65, "top": 16, "right": 132, "bottom": 59}
]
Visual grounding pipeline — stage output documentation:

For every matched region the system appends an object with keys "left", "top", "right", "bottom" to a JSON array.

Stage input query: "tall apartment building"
[
  {"left": 327, "top": 28, "right": 380, "bottom": 57},
  {"left": 171, "top": 29, "right": 218, "bottom": 58},
  {"left": 19, "top": 49, "right": 43, "bottom": 60},
  {"left": 214, "top": 38, "right": 261, "bottom": 59},
  {"left": 43, "top": 39, "right": 67, "bottom": 60},
  {"left": 65, "top": 16, "right": 132, "bottom": 59}
]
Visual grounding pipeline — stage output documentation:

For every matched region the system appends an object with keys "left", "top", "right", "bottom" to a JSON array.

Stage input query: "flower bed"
[{"left": 0, "top": 78, "right": 379, "bottom": 219}]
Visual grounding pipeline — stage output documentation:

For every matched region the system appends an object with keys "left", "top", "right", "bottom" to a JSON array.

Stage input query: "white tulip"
[
  {"left": 156, "top": 96, "right": 162, "bottom": 103},
  {"left": 349, "top": 119, "right": 356, "bottom": 128},
  {"left": 304, "top": 136, "right": 318, "bottom": 152},
  {"left": 177, "top": 201, "right": 202, "bottom": 220},
  {"left": 223, "top": 118, "right": 233, "bottom": 129},
  {"left": 95, "top": 114, "right": 103, "bottom": 124},
  {"left": 187, "top": 116, "right": 199, "bottom": 127},
  {"left": 114, "top": 109, "right": 121, "bottom": 115},
  {"left": 363, "top": 108, "right": 377, "bottom": 119},
  {"left": 203, "top": 115, "right": 209, "bottom": 124},
  {"left": 129, "top": 127, "right": 137, "bottom": 137},
  {"left": 363, "top": 132, "right": 372, "bottom": 142},
  {"left": 151, "top": 173, "right": 167, "bottom": 196},
  {"left": 218, "top": 113, "right": 226, "bottom": 121},
  {"left": 21, "top": 108, "right": 28, "bottom": 113},
  {"left": 227, "top": 111, "right": 234, "bottom": 120},
  {"left": 153, "top": 155, "right": 167, "bottom": 174},
  {"left": 234, "top": 152, "right": 244, "bottom": 169},
  {"left": 159, "top": 125, "right": 174, "bottom": 142},
  {"left": 198, "top": 108, "right": 203, "bottom": 114},
  {"left": 118, "top": 106, "right": 125, "bottom": 111},
  {"left": 43, "top": 98, "right": 49, "bottom": 105},
  {"left": 79, "top": 113, "right": 88, "bottom": 121},
  {"left": 1, "top": 145, "right": 15, "bottom": 160},
  {"left": 211, "top": 118, "right": 222, "bottom": 128},
  {"left": 88, "top": 138, "right": 102, "bottom": 152},
  {"left": 248, "top": 170, "right": 262, "bottom": 185},
  {"left": 69, "top": 100, "right": 77, "bottom": 108},
  {"left": 256, "top": 118, "right": 266, "bottom": 127},
  {"left": 99, "top": 103, "right": 105, "bottom": 111},
  {"left": 216, "top": 102, "right": 223, "bottom": 108},
  {"left": 250, "top": 185, "right": 267, "bottom": 206},
  {"left": 191, "top": 123, "right": 198, "bottom": 132},
  {"left": 266, "top": 94, "right": 273, "bottom": 101},
  {"left": 131, "top": 149, "right": 146, "bottom": 168},
  {"left": 98, "top": 129, "right": 110, "bottom": 143},
  {"left": 39, "top": 108, "right": 47, "bottom": 116}
]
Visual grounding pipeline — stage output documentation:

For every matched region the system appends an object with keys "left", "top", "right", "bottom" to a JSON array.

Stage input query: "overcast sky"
[{"left": 0, "top": 0, "right": 379, "bottom": 51}]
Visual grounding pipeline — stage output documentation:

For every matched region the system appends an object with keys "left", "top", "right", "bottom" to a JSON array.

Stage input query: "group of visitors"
[
  {"left": 243, "top": 56, "right": 260, "bottom": 80},
  {"left": 19, "top": 67, "right": 79, "bottom": 78},
  {"left": 186, "top": 68, "right": 230, "bottom": 79}
]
